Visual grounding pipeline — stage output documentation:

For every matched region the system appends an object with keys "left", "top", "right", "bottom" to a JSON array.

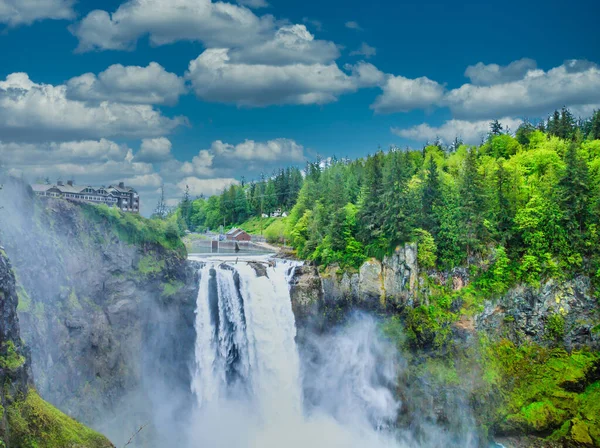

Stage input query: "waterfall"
[
  {"left": 191, "top": 258, "right": 302, "bottom": 420},
  {"left": 189, "top": 256, "right": 410, "bottom": 448}
]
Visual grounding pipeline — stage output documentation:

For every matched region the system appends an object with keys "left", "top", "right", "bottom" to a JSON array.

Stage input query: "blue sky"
[{"left": 1, "top": 0, "right": 599, "bottom": 214}]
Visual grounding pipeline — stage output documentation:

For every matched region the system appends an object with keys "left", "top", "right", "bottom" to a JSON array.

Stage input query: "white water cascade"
[{"left": 188, "top": 255, "right": 404, "bottom": 448}]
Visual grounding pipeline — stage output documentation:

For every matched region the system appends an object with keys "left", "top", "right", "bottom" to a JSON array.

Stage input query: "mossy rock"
[
  {"left": 501, "top": 401, "right": 566, "bottom": 434},
  {"left": 570, "top": 418, "right": 594, "bottom": 445},
  {"left": 6, "top": 389, "right": 114, "bottom": 448}
]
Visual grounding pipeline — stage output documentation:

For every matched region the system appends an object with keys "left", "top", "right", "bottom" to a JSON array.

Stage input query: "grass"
[
  {"left": 6, "top": 390, "right": 113, "bottom": 448},
  {"left": 81, "top": 204, "right": 186, "bottom": 257},
  {"left": 237, "top": 216, "right": 277, "bottom": 235}
]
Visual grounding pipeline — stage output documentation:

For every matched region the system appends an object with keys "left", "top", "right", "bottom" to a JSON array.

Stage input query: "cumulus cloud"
[
  {"left": 371, "top": 74, "right": 445, "bottom": 114},
  {"left": 228, "top": 24, "right": 339, "bottom": 66},
  {"left": 0, "top": 139, "right": 155, "bottom": 187},
  {"left": 350, "top": 42, "right": 376, "bottom": 59},
  {"left": 185, "top": 48, "right": 358, "bottom": 106},
  {"left": 0, "top": 72, "right": 186, "bottom": 142},
  {"left": 135, "top": 137, "right": 173, "bottom": 163},
  {"left": 0, "top": 0, "right": 75, "bottom": 26},
  {"left": 176, "top": 138, "right": 306, "bottom": 178},
  {"left": 0, "top": 139, "right": 129, "bottom": 165},
  {"left": 124, "top": 173, "right": 163, "bottom": 188},
  {"left": 66, "top": 62, "right": 186, "bottom": 106},
  {"left": 464, "top": 58, "right": 537, "bottom": 85},
  {"left": 392, "top": 117, "right": 523, "bottom": 145},
  {"left": 178, "top": 177, "right": 239, "bottom": 197},
  {"left": 445, "top": 59, "right": 600, "bottom": 120},
  {"left": 70, "top": 0, "right": 276, "bottom": 52},
  {"left": 345, "top": 21, "right": 362, "bottom": 30}
]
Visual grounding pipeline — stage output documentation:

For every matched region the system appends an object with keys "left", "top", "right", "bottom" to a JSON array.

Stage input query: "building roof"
[
  {"left": 226, "top": 228, "right": 250, "bottom": 238},
  {"left": 32, "top": 183, "right": 134, "bottom": 196}
]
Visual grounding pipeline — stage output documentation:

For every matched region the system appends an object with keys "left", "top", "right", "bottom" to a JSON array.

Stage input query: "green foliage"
[
  {"left": 137, "top": 255, "right": 165, "bottom": 276},
  {"left": 545, "top": 313, "right": 566, "bottom": 342},
  {"left": 161, "top": 280, "right": 185, "bottom": 298},
  {"left": 414, "top": 229, "right": 437, "bottom": 270},
  {"left": 481, "top": 339, "right": 600, "bottom": 444},
  {"left": 6, "top": 390, "right": 113, "bottom": 448},
  {"left": 81, "top": 204, "right": 186, "bottom": 257},
  {"left": 0, "top": 341, "right": 25, "bottom": 371},
  {"left": 264, "top": 218, "right": 288, "bottom": 244}
]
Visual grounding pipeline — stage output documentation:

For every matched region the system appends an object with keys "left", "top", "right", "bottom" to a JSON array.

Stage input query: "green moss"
[
  {"left": 545, "top": 313, "right": 565, "bottom": 342},
  {"left": 482, "top": 338, "right": 600, "bottom": 444},
  {"left": 67, "top": 289, "right": 82, "bottom": 311},
  {"left": 161, "top": 280, "right": 185, "bottom": 298},
  {"left": 137, "top": 256, "right": 165, "bottom": 276},
  {"left": 6, "top": 390, "right": 113, "bottom": 448},
  {"left": 504, "top": 401, "right": 566, "bottom": 432},
  {"left": 0, "top": 341, "right": 26, "bottom": 371},
  {"left": 16, "top": 284, "right": 32, "bottom": 313}
]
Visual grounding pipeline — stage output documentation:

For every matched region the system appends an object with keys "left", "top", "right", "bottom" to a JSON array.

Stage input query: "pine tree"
[
  {"left": 459, "top": 148, "right": 486, "bottom": 259},
  {"left": 421, "top": 157, "right": 442, "bottom": 238},
  {"left": 489, "top": 120, "right": 504, "bottom": 136},
  {"left": 558, "top": 143, "right": 590, "bottom": 252},
  {"left": 589, "top": 110, "right": 600, "bottom": 140},
  {"left": 357, "top": 152, "right": 385, "bottom": 250},
  {"left": 382, "top": 151, "right": 416, "bottom": 249}
]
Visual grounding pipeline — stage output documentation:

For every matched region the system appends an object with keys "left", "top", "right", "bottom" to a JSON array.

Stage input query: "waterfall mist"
[{"left": 185, "top": 257, "right": 477, "bottom": 448}]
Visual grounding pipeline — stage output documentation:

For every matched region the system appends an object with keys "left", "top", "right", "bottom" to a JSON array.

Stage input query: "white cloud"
[
  {"left": 346, "top": 62, "right": 385, "bottom": 88},
  {"left": 135, "top": 137, "right": 173, "bottom": 162},
  {"left": 176, "top": 138, "right": 305, "bottom": 178},
  {"left": 70, "top": 0, "right": 275, "bottom": 52},
  {"left": 464, "top": 58, "right": 537, "bottom": 86},
  {"left": 66, "top": 62, "right": 186, "bottom": 106},
  {"left": 180, "top": 150, "right": 216, "bottom": 177},
  {"left": 236, "top": 0, "right": 269, "bottom": 8},
  {"left": 228, "top": 24, "right": 339, "bottom": 66},
  {"left": 0, "top": 0, "right": 75, "bottom": 26},
  {"left": 178, "top": 177, "right": 239, "bottom": 197},
  {"left": 350, "top": 42, "right": 376, "bottom": 59},
  {"left": 345, "top": 21, "right": 362, "bottom": 30},
  {"left": 185, "top": 48, "right": 358, "bottom": 106},
  {"left": 0, "top": 73, "right": 186, "bottom": 142},
  {"left": 211, "top": 138, "right": 305, "bottom": 162},
  {"left": 392, "top": 117, "right": 523, "bottom": 145},
  {"left": 125, "top": 173, "right": 163, "bottom": 188},
  {"left": 0, "top": 139, "right": 129, "bottom": 165},
  {"left": 371, "top": 74, "right": 445, "bottom": 114},
  {"left": 445, "top": 59, "right": 600, "bottom": 120}
]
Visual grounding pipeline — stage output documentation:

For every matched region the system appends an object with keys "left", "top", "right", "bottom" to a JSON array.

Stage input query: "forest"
[{"left": 168, "top": 108, "right": 600, "bottom": 286}]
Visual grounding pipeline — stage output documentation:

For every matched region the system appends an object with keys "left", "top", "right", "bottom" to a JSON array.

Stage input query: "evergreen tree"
[
  {"left": 357, "top": 152, "right": 385, "bottom": 253},
  {"left": 459, "top": 148, "right": 486, "bottom": 259},
  {"left": 558, "top": 143, "right": 590, "bottom": 252},
  {"left": 421, "top": 157, "right": 442, "bottom": 238},
  {"left": 589, "top": 110, "right": 600, "bottom": 140},
  {"left": 489, "top": 120, "right": 504, "bottom": 136}
]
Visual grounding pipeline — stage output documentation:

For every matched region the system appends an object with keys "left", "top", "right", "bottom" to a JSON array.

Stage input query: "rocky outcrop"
[
  {"left": 0, "top": 248, "right": 32, "bottom": 443},
  {"left": 1, "top": 247, "right": 114, "bottom": 448},
  {"left": 477, "top": 276, "right": 600, "bottom": 351},
  {"left": 0, "top": 177, "right": 197, "bottom": 445}
]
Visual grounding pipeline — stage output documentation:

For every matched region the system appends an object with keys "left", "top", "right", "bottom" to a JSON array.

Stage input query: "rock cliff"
[
  {"left": 1, "top": 246, "right": 114, "bottom": 447},
  {"left": 0, "top": 177, "right": 198, "bottom": 446}
]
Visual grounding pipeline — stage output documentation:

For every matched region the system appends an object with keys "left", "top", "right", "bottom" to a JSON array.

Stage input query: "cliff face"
[
  {"left": 1, "top": 247, "right": 114, "bottom": 448},
  {"left": 0, "top": 178, "right": 198, "bottom": 446},
  {"left": 289, "top": 245, "right": 600, "bottom": 446}
]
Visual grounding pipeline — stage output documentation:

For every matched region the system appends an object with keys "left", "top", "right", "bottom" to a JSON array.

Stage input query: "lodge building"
[{"left": 32, "top": 181, "right": 140, "bottom": 213}]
